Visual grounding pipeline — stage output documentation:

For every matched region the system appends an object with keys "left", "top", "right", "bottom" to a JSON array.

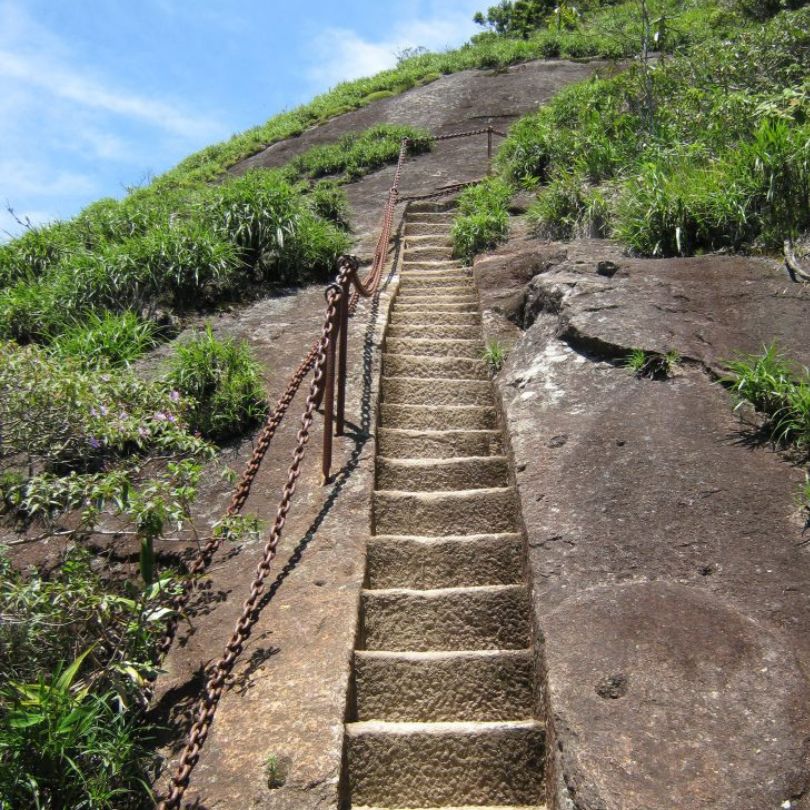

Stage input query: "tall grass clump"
[
  {"left": 451, "top": 178, "right": 513, "bottom": 262},
  {"left": 166, "top": 326, "right": 268, "bottom": 441},
  {"left": 50, "top": 311, "right": 160, "bottom": 368},
  {"left": 725, "top": 344, "right": 810, "bottom": 449}
]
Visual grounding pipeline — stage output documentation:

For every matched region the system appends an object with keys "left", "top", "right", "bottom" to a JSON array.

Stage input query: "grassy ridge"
[{"left": 494, "top": 6, "right": 810, "bottom": 256}]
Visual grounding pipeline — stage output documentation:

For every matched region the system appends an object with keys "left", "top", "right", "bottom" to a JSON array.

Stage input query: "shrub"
[
  {"left": 167, "top": 326, "right": 268, "bottom": 440},
  {"left": 50, "top": 311, "right": 160, "bottom": 368},
  {"left": 0, "top": 648, "right": 155, "bottom": 810},
  {"left": 308, "top": 181, "right": 350, "bottom": 229},
  {"left": 452, "top": 178, "right": 513, "bottom": 262}
]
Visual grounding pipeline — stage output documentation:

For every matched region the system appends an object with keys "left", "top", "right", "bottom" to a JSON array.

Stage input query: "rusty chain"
[
  {"left": 153, "top": 126, "right": 497, "bottom": 808},
  {"left": 155, "top": 343, "right": 318, "bottom": 660},
  {"left": 157, "top": 287, "right": 341, "bottom": 810}
]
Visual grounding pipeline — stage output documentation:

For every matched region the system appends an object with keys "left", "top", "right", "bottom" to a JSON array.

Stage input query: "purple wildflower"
[
  {"left": 170, "top": 390, "right": 181, "bottom": 402},
  {"left": 88, "top": 437, "right": 102, "bottom": 449}
]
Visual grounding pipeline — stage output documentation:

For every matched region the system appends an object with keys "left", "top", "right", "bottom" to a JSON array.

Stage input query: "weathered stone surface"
[
  {"left": 478, "top": 236, "right": 810, "bottom": 809},
  {"left": 544, "top": 582, "right": 808, "bottom": 810},
  {"left": 231, "top": 59, "right": 607, "bottom": 257}
]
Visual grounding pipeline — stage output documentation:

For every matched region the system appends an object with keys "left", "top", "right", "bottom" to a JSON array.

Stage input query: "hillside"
[{"left": 1, "top": 1, "right": 809, "bottom": 808}]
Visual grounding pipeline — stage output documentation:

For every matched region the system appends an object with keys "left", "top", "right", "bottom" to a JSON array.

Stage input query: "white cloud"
[
  {"left": 0, "top": 160, "right": 96, "bottom": 198},
  {"left": 0, "top": 39, "right": 220, "bottom": 142},
  {"left": 306, "top": 7, "right": 482, "bottom": 88}
]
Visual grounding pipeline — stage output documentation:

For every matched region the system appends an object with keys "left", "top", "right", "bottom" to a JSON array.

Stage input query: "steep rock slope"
[{"left": 477, "top": 232, "right": 810, "bottom": 810}]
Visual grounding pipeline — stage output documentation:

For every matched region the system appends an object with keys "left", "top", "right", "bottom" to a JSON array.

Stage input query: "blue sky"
[{"left": 0, "top": 0, "right": 482, "bottom": 240}]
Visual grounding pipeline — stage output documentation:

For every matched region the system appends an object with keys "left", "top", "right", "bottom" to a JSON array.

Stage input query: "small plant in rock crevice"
[
  {"left": 625, "top": 348, "right": 680, "bottom": 379},
  {"left": 263, "top": 753, "right": 289, "bottom": 789},
  {"left": 483, "top": 339, "right": 507, "bottom": 372}
]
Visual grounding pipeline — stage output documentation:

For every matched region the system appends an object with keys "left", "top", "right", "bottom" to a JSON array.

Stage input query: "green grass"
[
  {"left": 166, "top": 326, "right": 269, "bottom": 441},
  {"left": 483, "top": 339, "right": 507, "bottom": 372},
  {"left": 451, "top": 177, "right": 512, "bottom": 262},
  {"left": 725, "top": 344, "right": 810, "bottom": 448},
  {"left": 625, "top": 348, "right": 680, "bottom": 379},
  {"left": 497, "top": 6, "right": 810, "bottom": 256},
  {"left": 50, "top": 311, "right": 160, "bottom": 369}
]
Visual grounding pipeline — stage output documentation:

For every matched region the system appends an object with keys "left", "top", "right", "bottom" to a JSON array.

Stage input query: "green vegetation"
[
  {"left": 483, "top": 339, "right": 507, "bottom": 372},
  {"left": 626, "top": 348, "right": 680, "bottom": 379},
  {"left": 725, "top": 344, "right": 810, "bottom": 449},
  {"left": 263, "top": 754, "right": 289, "bottom": 789},
  {"left": 0, "top": 551, "right": 175, "bottom": 808},
  {"left": 50, "top": 311, "right": 160, "bottom": 369},
  {"left": 167, "top": 326, "right": 269, "bottom": 441},
  {"left": 452, "top": 178, "right": 512, "bottom": 262},
  {"left": 497, "top": 6, "right": 810, "bottom": 256}
]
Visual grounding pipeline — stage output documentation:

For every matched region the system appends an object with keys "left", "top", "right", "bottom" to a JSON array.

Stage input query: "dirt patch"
[{"left": 478, "top": 235, "right": 810, "bottom": 809}]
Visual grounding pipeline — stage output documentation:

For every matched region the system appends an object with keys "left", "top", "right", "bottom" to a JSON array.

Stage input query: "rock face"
[{"left": 477, "top": 236, "right": 810, "bottom": 810}]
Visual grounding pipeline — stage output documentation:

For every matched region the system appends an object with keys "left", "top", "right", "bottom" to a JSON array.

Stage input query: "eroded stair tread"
[
  {"left": 354, "top": 806, "right": 546, "bottom": 809},
  {"left": 354, "top": 649, "right": 534, "bottom": 722},
  {"left": 361, "top": 584, "right": 529, "bottom": 651},
  {"left": 377, "top": 428, "right": 503, "bottom": 459},
  {"left": 346, "top": 720, "right": 545, "bottom": 807},
  {"left": 373, "top": 486, "right": 519, "bottom": 535},
  {"left": 376, "top": 455, "right": 509, "bottom": 491},
  {"left": 381, "top": 377, "right": 492, "bottom": 406}
]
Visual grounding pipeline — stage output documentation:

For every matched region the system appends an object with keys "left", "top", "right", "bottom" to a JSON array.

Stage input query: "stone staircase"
[{"left": 343, "top": 202, "right": 546, "bottom": 809}]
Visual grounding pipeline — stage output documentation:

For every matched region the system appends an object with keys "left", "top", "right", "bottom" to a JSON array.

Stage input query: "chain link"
[
  {"left": 153, "top": 126, "right": 492, "bottom": 809},
  {"left": 157, "top": 290, "right": 340, "bottom": 810}
]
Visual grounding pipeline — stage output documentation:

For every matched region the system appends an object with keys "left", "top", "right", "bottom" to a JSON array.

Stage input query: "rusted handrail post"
[
  {"left": 321, "top": 293, "right": 340, "bottom": 484},
  {"left": 336, "top": 276, "right": 350, "bottom": 436}
]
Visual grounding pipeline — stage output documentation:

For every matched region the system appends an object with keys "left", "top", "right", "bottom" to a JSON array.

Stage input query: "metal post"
[
  {"left": 321, "top": 307, "right": 338, "bottom": 484},
  {"left": 336, "top": 279, "right": 350, "bottom": 436}
]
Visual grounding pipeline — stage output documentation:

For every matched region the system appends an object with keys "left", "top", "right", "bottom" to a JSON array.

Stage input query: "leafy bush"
[
  {"left": 167, "top": 326, "right": 268, "bottom": 441},
  {"left": 0, "top": 647, "right": 155, "bottom": 810},
  {"left": 50, "top": 311, "right": 160, "bottom": 368},
  {"left": 452, "top": 178, "right": 512, "bottom": 262},
  {"left": 308, "top": 181, "right": 350, "bottom": 229}
]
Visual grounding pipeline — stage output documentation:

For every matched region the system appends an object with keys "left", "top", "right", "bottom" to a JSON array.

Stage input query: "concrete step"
[
  {"left": 361, "top": 584, "right": 530, "bottom": 651},
  {"left": 398, "top": 269, "right": 472, "bottom": 284},
  {"left": 377, "top": 428, "right": 502, "bottom": 459},
  {"left": 381, "top": 377, "right": 492, "bottom": 406},
  {"left": 393, "top": 300, "right": 478, "bottom": 314},
  {"left": 388, "top": 310, "right": 479, "bottom": 327},
  {"left": 404, "top": 211, "right": 455, "bottom": 223},
  {"left": 373, "top": 487, "right": 519, "bottom": 535},
  {"left": 402, "top": 259, "right": 464, "bottom": 272},
  {"left": 396, "top": 284, "right": 475, "bottom": 299},
  {"left": 386, "top": 323, "right": 481, "bottom": 341},
  {"left": 404, "top": 245, "right": 455, "bottom": 262},
  {"left": 345, "top": 719, "right": 545, "bottom": 806},
  {"left": 403, "top": 221, "right": 453, "bottom": 237},
  {"left": 377, "top": 456, "right": 509, "bottom": 491},
  {"left": 355, "top": 806, "right": 545, "bottom": 810},
  {"left": 406, "top": 201, "right": 455, "bottom": 214},
  {"left": 354, "top": 649, "right": 534, "bottom": 722},
  {"left": 367, "top": 533, "right": 524, "bottom": 589},
  {"left": 395, "top": 288, "right": 477, "bottom": 303},
  {"left": 380, "top": 403, "right": 496, "bottom": 431},
  {"left": 382, "top": 354, "right": 488, "bottom": 382},
  {"left": 385, "top": 338, "right": 483, "bottom": 360},
  {"left": 403, "top": 233, "right": 453, "bottom": 248}
]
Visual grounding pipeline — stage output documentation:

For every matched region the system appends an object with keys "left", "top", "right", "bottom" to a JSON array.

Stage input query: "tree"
[{"left": 473, "top": 0, "right": 553, "bottom": 39}]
